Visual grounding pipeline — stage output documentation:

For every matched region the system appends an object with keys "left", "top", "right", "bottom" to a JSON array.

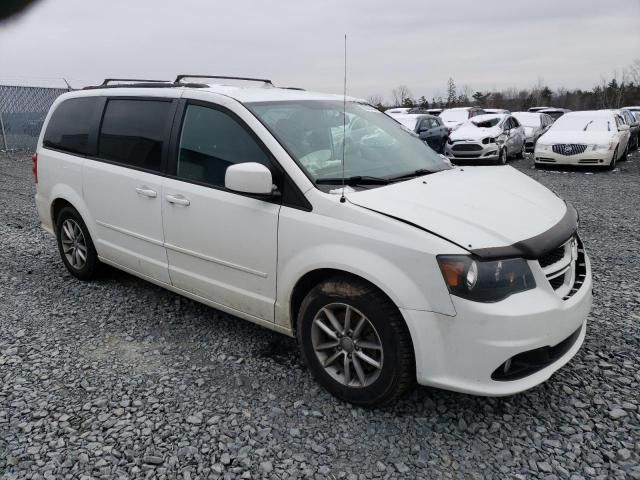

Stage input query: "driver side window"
[{"left": 177, "top": 104, "right": 273, "bottom": 188}]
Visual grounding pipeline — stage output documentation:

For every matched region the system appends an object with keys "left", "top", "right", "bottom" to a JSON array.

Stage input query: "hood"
[
  {"left": 348, "top": 166, "right": 567, "bottom": 252},
  {"left": 539, "top": 130, "right": 616, "bottom": 144},
  {"left": 450, "top": 124, "right": 501, "bottom": 141}
]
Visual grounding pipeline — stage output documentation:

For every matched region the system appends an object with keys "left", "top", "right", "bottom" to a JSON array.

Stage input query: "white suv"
[{"left": 34, "top": 76, "right": 592, "bottom": 406}]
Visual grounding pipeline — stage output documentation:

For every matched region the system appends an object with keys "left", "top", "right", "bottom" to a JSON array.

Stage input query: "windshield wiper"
[
  {"left": 316, "top": 175, "right": 391, "bottom": 186},
  {"left": 387, "top": 168, "right": 434, "bottom": 181}
]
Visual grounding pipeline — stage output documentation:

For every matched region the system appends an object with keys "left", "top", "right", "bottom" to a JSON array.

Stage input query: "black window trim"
[{"left": 166, "top": 98, "right": 312, "bottom": 211}]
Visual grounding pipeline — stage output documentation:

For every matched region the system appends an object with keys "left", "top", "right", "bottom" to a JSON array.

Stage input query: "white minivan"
[{"left": 34, "top": 76, "right": 592, "bottom": 406}]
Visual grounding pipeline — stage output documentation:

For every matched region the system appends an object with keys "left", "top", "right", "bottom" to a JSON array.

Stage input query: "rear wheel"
[
  {"left": 439, "top": 138, "right": 447, "bottom": 154},
  {"left": 516, "top": 143, "right": 525, "bottom": 159},
  {"left": 55, "top": 207, "right": 100, "bottom": 280},
  {"left": 297, "top": 275, "right": 414, "bottom": 407}
]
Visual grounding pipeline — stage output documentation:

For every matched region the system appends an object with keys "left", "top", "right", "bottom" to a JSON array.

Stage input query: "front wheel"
[
  {"left": 497, "top": 147, "right": 508, "bottom": 165},
  {"left": 606, "top": 147, "right": 618, "bottom": 171},
  {"left": 620, "top": 144, "right": 629, "bottom": 162},
  {"left": 297, "top": 276, "right": 414, "bottom": 407},
  {"left": 55, "top": 206, "right": 100, "bottom": 280}
]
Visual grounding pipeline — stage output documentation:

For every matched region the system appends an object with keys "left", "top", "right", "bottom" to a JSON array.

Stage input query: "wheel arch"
[
  {"left": 48, "top": 186, "right": 97, "bottom": 241},
  {"left": 289, "top": 268, "right": 408, "bottom": 337}
]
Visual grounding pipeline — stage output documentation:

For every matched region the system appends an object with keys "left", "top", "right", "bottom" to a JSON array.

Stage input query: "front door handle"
[
  {"left": 135, "top": 186, "right": 157, "bottom": 198},
  {"left": 166, "top": 194, "right": 190, "bottom": 207}
]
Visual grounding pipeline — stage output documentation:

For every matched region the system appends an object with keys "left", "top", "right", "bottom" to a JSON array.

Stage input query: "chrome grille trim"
[
  {"left": 552, "top": 144, "right": 587, "bottom": 156},
  {"left": 539, "top": 235, "right": 584, "bottom": 300}
]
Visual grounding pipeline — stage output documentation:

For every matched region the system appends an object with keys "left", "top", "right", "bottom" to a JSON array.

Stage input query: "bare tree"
[
  {"left": 391, "top": 85, "right": 413, "bottom": 107},
  {"left": 366, "top": 94, "right": 384, "bottom": 107}
]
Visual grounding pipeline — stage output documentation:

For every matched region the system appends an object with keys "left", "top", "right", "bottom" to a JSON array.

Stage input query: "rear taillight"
[{"left": 32, "top": 152, "right": 38, "bottom": 183}]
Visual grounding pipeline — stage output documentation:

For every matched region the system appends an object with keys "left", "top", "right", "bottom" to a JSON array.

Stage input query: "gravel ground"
[{"left": 0, "top": 150, "right": 639, "bottom": 480}]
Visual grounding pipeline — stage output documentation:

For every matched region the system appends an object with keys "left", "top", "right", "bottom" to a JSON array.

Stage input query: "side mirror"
[
  {"left": 225, "top": 163, "right": 274, "bottom": 195},
  {"left": 619, "top": 124, "right": 630, "bottom": 132}
]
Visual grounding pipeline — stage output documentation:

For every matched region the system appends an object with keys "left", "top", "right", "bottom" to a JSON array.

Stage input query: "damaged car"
[{"left": 445, "top": 113, "right": 526, "bottom": 164}]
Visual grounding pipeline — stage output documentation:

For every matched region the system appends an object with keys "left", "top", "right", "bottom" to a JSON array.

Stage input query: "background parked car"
[
  {"left": 445, "top": 113, "right": 525, "bottom": 164},
  {"left": 439, "top": 107, "right": 487, "bottom": 131},
  {"left": 528, "top": 106, "right": 550, "bottom": 112},
  {"left": 539, "top": 108, "right": 571, "bottom": 121},
  {"left": 384, "top": 107, "right": 411, "bottom": 117},
  {"left": 394, "top": 114, "right": 449, "bottom": 152},
  {"left": 484, "top": 108, "right": 511, "bottom": 114},
  {"left": 512, "top": 112, "right": 554, "bottom": 152},
  {"left": 617, "top": 108, "right": 639, "bottom": 151},
  {"left": 535, "top": 110, "right": 630, "bottom": 170},
  {"left": 427, "top": 108, "right": 442, "bottom": 115}
]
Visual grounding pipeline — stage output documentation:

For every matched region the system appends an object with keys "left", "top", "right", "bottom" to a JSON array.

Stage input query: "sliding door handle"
[{"left": 135, "top": 186, "right": 157, "bottom": 198}]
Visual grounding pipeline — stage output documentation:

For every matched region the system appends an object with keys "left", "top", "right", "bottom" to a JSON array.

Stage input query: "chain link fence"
[{"left": 0, "top": 85, "right": 69, "bottom": 151}]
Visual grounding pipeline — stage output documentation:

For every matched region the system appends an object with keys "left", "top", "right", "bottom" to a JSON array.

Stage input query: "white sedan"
[{"left": 535, "top": 111, "right": 630, "bottom": 169}]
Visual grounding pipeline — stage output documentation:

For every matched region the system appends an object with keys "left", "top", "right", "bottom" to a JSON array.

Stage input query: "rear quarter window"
[{"left": 43, "top": 97, "right": 103, "bottom": 155}]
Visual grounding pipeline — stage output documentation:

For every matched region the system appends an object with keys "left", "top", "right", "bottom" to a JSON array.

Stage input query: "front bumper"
[
  {"left": 534, "top": 148, "right": 614, "bottom": 166},
  {"left": 401, "top": 253, "right": 592, "bottom": 396},
  {"left": 445, "top": 142, "right": 501, "bottom": 162}
]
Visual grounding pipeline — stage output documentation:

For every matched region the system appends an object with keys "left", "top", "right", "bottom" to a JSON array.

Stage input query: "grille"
[
  {"left": 538, "top": 235, "right": 586, "bottom": 300},
  {"left": 552, "top": 144, "right": 587, "bottom": 156},
  {"left": 538, "top": 245, "right": 565, "bottom": 268},
  {"left": 452, "top": 143, "right": 483, "bottom": 151}
]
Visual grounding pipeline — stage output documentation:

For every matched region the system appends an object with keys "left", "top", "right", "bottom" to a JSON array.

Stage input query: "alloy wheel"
[
  {"left": 60, "top": 218, "right": 88, "bottom": 269},
  {"left": 311, "top": 303, "right": 384, "bottom": 388}
]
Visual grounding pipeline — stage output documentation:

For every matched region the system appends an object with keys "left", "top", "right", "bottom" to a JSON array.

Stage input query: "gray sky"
[{"left": 1, "top": 0, "right": 638, "bottom": 102}]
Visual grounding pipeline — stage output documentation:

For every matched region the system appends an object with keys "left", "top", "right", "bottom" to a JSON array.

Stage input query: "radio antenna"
[{"left": 340, "top": 33, "right": 347, "bottom": 204}]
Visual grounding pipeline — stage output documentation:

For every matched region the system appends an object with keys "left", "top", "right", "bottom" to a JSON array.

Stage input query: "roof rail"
[
  {"left": 175, "top": 74, "right": 273, "bottom": 86},
  {"left": 283, "top": 87, "right": 306, "bottom": 91},
  {"left": 101, "top": 78, "right": 172, "bottom": 86}
]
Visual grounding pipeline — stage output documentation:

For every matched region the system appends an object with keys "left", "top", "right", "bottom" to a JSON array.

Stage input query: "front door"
[{"left": 161, "top": 102, "right": 280, "bottom": 321}]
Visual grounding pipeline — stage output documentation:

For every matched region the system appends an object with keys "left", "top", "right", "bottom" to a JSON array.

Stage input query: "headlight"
[
  {"left": 536, "top": 143, "right": 550, "bottom": 151},
  {"left": 437, "top": 255, "right": 536, "bottom": 302},
  {"left": 482, "top": 137, "right": 497, "bottom": 145},
  {"left": 591, "top": 143, "right": 614, "bottom": 151}
]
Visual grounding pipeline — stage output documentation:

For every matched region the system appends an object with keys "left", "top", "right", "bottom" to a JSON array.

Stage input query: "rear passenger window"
[
  {"left": 43, "top": 97, "right": 102, "bottom": 155},
  {"left": 98, "top": 99, "right": 172, "bottom": 172},
  {"left": 177, "top": 104, "right": 272, "bottom": 188}
]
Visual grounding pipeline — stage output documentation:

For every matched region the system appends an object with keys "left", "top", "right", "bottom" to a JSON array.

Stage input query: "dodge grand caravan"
[{"left": 34, "top": 76, "right": 592, "bottom": 406}]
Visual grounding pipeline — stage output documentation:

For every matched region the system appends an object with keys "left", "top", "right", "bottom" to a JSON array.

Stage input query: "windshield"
[
  {"left": 440, "top": 110, "right": 470, "bottom": 123},
  {"left": 247, "top": 100, "right": 451, "bottom": 187},
  {"left": 513, "top": 113, "right": 541, "bottom": 127},
  {"left": 469, "top": 117, "right": 501, "bottom": 128},
  {"left": 550, "top": 115, "right": 613, "bottom": 132}
]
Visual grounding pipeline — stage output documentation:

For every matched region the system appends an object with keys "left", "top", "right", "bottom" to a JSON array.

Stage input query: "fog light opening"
[{"left": 503, "top": 358, "right": 512, "bottom": 374}]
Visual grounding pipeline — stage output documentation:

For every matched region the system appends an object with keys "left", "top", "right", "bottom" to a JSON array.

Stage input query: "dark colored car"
[{"left": 396, "top": 114, "right": 449, "bottom": 153}]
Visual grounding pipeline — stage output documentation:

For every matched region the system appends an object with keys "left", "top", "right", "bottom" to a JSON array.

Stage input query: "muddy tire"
[{"left": 297, "top": 275, "right": 415, "bottom": 407}]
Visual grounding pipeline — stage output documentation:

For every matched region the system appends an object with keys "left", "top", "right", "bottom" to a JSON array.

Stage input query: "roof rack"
[
  {"left": 175, "top": 74, "right": 273, "bottom": 86},
  {"left": 101, "top": 78, "right": 172, "bottom": 86}
]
